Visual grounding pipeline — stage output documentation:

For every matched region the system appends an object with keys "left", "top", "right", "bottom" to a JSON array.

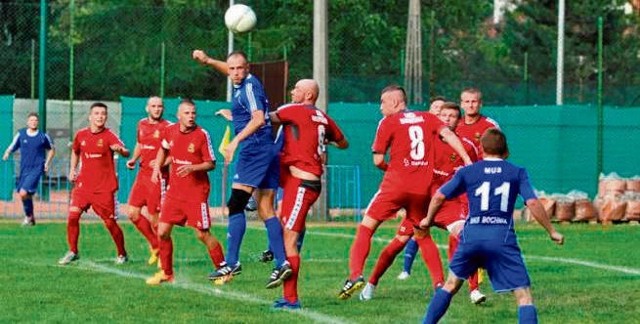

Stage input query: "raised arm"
[{"left": 192, "top": 50, "right": 229, "bottom": 75}]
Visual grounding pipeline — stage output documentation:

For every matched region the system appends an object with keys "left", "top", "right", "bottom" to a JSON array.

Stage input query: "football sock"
[
  {"left": 416, "top": 235, "right": 445, "bottom": 288},
  {"left": 518, "top": 304, "right": 538, "bottom": 324},
  {"left": 67, "top": 211, "right": 81, "bottom": 254},
  {"left": 226, "top": 212, "right": 246, "bottom": 266},
  {"left": 264, "top": 216, "right": 287, "bottom": 267},
  {"left": 349, "top": 225, "right": 374, "bottom": 280},
  {"left": 297, "top": 229, "right": 306, "bottom": 253},
  {"left": 423, "top": 288, "right": 453, "bottom": 324},
  {"left": 208, "top": 241, "right": 225, "bottom": 268},
  {"left": 104, "top": 218, "right": 127, "bottom": 257},
  {"left": 22, "top": 197, "right": 34, "bottom": 217},
  {"left": 159, "top": 237, "right": 174, "bottom": 276},
  {"left": 131, "top": 216, "right": 158, "bottom": 250},
  {"left": 370, "top": 238, "right": 406, "bottom": 285},
  {"left": 283, "top": 255, "right": 300, "bottom": 303},
  {"left": 403, "top": 238, "right": 419, "bottom": 274},
  {"left": 447, "top": 234, "right": 459, "bottom": 261}
]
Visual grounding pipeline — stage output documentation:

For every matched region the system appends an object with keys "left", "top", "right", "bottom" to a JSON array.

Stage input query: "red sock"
[
  {"left": 416, "top": 235, "right": 444, "bottom": 289},
  {"left": 104, "top": 218, "right": 127, "bottom": 256},
  {"left": 369, "top": 238, "right": 406, "bottom": 285},
  {"left": 349, "top": 225, "right": 374, "bottom": 280},
  {"left": 208, "top": 241, "right": 225, "bottom": 268},
  {"left": 283, "top": 255, "right": 300, "bottom": 303},
  {"left": 67, "top": 211, "right": 81, "bottom": 254},
  {"left": 131, "top": 216, "right": 158, "bottom": 250},
  {"left": 159, "top": 238, "right": 174, "bottom": 276}
]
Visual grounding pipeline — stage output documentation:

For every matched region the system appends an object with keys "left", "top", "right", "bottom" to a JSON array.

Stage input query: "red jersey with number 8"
[{"left": 372, "top": 111, "right": 446, "bottom": 194}]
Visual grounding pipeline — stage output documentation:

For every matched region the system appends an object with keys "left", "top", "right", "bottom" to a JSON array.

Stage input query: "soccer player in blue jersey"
[
  {"left": 3, "top": 113, "right": 55, "bottom": 226},
  {"left": 192, "top": 49, "right": 291, "bottom": 287},
  {"left": 420, "top": 128, "right": 564, "bottom": 324}
]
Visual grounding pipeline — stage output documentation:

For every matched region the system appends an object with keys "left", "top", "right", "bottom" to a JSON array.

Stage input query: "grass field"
[{"left": 1, "top": 219, "right": 639, "bottom": 323}]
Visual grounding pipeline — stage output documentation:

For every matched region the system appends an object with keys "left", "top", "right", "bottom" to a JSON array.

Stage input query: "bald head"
[{"left": 290, "top": 79, "right": 319, "bottom": 105}]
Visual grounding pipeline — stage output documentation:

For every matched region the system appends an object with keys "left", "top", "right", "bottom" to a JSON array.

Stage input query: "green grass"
[{"left": 1, "top": 219, "right": 639, "bottom": 323}]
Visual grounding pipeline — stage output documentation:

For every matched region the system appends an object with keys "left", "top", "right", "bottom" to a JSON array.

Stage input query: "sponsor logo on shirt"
[
  {"left": 469, "top": 216, "right": 508, "bottom": 225},
  {"left": 140, "top": 144, "right": 156, "bottom": 150},
  {"left": 84, "top": 153, "right": 103, "bottom": 159},
  {"left": 173, "top": 158, "right": 192, "bottom": 165}
]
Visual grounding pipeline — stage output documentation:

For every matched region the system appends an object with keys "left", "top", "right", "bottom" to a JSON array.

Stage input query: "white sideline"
[
  {"left": 248, "top": 226, "right": 640, "bottom": 276},
  {"left": 64, "top": 261, "right": 351, "bottom": 324}
]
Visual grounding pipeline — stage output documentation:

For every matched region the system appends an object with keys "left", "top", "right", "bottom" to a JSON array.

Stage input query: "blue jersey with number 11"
[{"left": 438, "top": 157, "right": 537, "bottom": 241}]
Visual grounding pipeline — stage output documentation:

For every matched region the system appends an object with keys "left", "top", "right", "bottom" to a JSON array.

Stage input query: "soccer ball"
[{"left": 224, "top": 4, "right": 257, "bottom": 34}]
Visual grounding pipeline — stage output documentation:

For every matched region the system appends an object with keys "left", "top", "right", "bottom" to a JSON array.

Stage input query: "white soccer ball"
[{"left": 224, "top": 4, "right": 257, "bottom": 34}]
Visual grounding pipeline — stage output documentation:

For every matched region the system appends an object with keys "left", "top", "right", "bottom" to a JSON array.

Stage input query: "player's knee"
[
  {"left": 127, "top": 206, "right": 140, "bottom": 221},
  {"left": 18, "top": 191, "right": 30, "bottom": 199},
  {"left": 227, "top": 189, "right": 252, "bottom": 215}
]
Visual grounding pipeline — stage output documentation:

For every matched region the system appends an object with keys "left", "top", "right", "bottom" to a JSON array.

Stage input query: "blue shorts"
[
  {"left": 449, "top": 235, "right": 531, "bottom": 293},
  {"left": 16, "top": 171, "right": 43, "bottom": 194},
  {"left": 232, "top": 140, "right": 279, "bottom": 190}
]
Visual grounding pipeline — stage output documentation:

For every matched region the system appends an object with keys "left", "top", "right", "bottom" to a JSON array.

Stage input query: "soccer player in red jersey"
[
  {"left": 268, "top": 79, "right": 348, "bottom": 309},
  {"left": 146, "top": 99, "right": 225, "bottom": 285},
  {"left": 360, "top": 102, "right": 483, "bottom": 301},
  {"left": 456, "top": 88, "right": 499, "bottom": 158},
  {"left": 58, "top": 103, "right": 130, "bottom": 265},
  {"left": 338, "top": 85, "right": 473, "bottom": 300},
  {"left": 125, "top": 96, "right": 172, "bottom": 266}
]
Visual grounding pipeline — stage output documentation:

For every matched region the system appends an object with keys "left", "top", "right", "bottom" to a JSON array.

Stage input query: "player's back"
[
  {"left": 277, "top": 103, "right": 345, "bottom": 177},
  {"left": 373, "top": 110, "right": 444, "bottom": 194}
]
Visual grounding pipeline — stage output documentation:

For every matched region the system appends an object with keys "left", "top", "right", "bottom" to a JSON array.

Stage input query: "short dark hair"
[
  {"left": 90, "top": 102, "right": 108, "bottom": 111},
  {"left": 481, "top": 128, "right": 508, "bottom": 156},
  {"left": 227, "top": 50, "right": 249, "bottom": 61},
  {"left": 180, "top": 98, "right": 195, "bottom": 106},
  {"left": 440, "top": 102, "right": 462, "bottom": 118},
  {"left": 27, "top": 112, "right": 39, "bottom": 119},
  {"left": 381, "top": 84, "right": 407, "bottom": 103}
]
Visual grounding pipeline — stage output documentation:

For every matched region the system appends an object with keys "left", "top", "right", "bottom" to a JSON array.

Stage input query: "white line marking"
[
  {"left": 68, "top": 261, "right": 351, "bottom": 324},
  {"left": 255, "top": 226, "right": 640, "bottom": 277}
]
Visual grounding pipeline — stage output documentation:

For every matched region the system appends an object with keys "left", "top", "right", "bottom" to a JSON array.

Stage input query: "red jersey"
[
  {"left": 372, "top": 110, "right": 446, "bottom": 194},
  {"left": 161, "top": 124, "right": 215, "bottom": 203},
  {"left": 72, "top": 127, "right": 124, "bottom": 193},
  {"left": 455, "top": 115, "right": 499, "bottom": 158},
  {"left": 432, "top": 135, "right": 478, "bottom": 188},
  {"left": 276, "top": 104, "right": 345, "bottom": 177},
  {"left": 136, "top": 118, "right": 172, "bottom": 175}
]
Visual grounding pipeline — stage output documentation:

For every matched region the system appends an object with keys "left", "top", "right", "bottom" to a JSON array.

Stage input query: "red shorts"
[
  {"left": 366, "top": 189, "right": 430, "bottom": 228},
  {"left": 70, "top": 189, "right": 117, "bottom": 220},
  {"left": 159, "top": 194, "right": 211, "bottom": 230},
  {"left": 128, "top": 174, "right": 166, "bottom": 214},
  {"left": 397, "top": 218, "right": 415, "bottom": 236},
  {"left": 432, "top": 198, "right": 466, "bottom": 230},
  {"left": 280, "top": 172, "right": 321, "bottom": 233}
]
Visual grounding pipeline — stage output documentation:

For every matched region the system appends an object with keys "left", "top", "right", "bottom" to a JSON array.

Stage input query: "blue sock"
[
  {"left": 226, "top": 212, "right": 246, "bottom": 266},
  {"left": 264, "top": 216, "right": 286, "bottom": 267},
  {"left": 403, "top": 239, "right": 419, "bottom": 273},
  {"left": 296, "top": 229, "right": 306, "bottom": 253},
  {"left": 23, "top": 197, "right": 34, "bottom": 217},
  {"left": 423, "top": 288, "right": 453, "bottom": 324},
  {"left": 518, "top": 305, "right": 538, "bottom": 324}
]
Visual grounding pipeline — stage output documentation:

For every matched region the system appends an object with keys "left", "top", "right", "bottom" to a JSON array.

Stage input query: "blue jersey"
[
  {"left": 439, "top": 157, "right": 537, "bottom": 241},
  {"left": 231, "top": 73, "right": 273, "bottom": 144},
  {"left": 7, "top": 128, "right": 54, "bottom": 174}
]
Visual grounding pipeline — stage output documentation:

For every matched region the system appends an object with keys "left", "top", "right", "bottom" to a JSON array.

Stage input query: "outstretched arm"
[{"left": 192, "top": 50, "right": 229, "bottom": 75}]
